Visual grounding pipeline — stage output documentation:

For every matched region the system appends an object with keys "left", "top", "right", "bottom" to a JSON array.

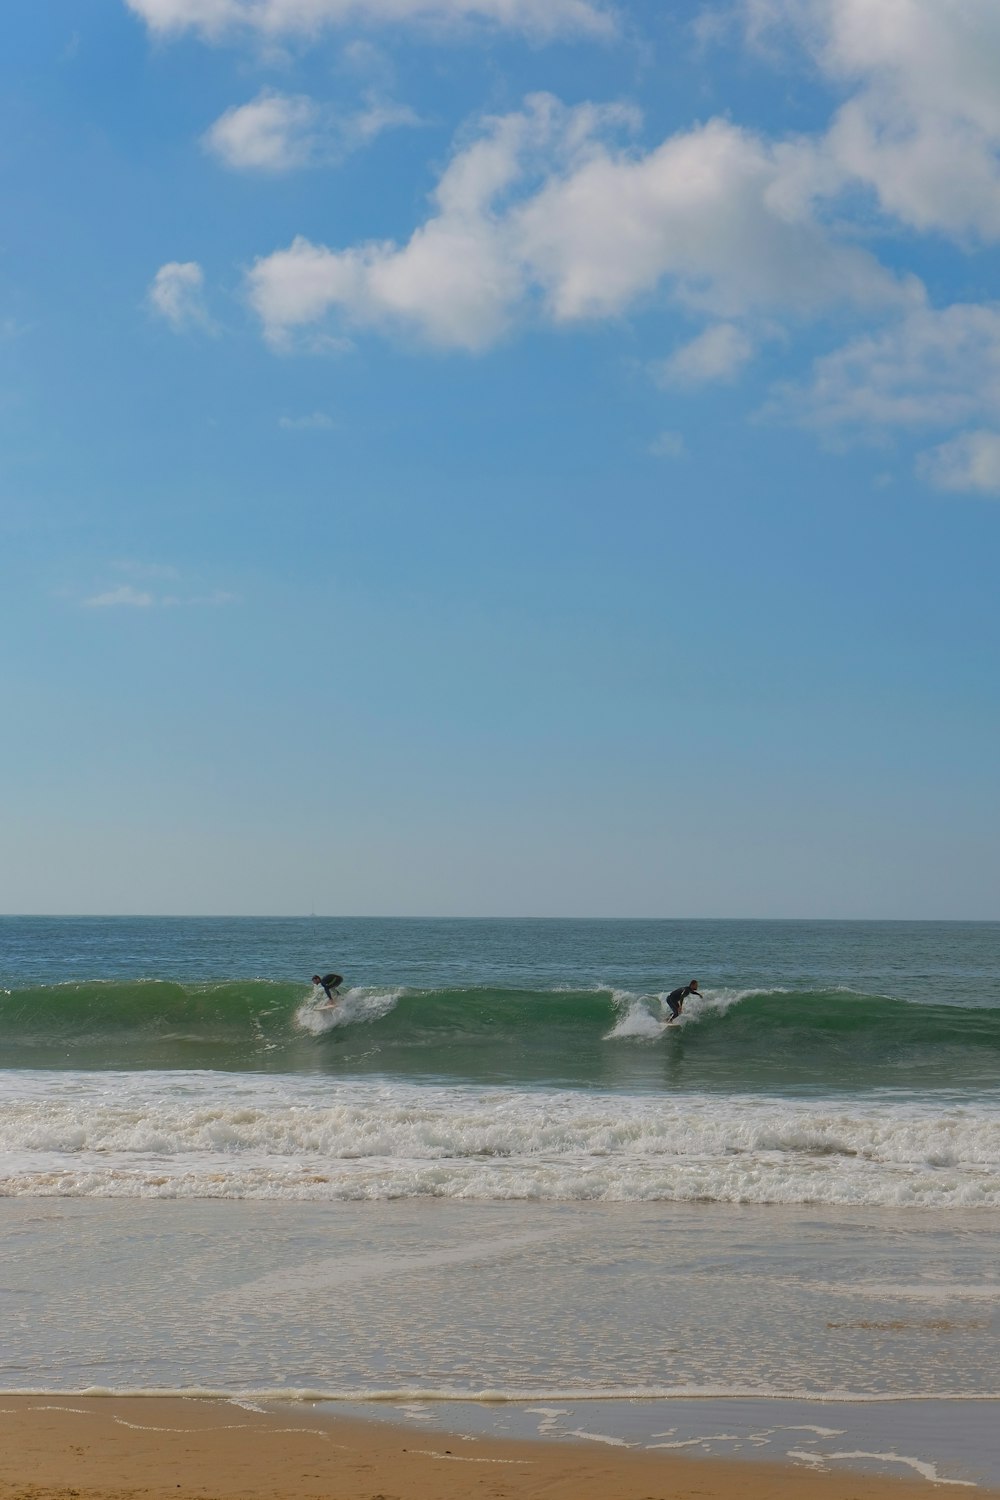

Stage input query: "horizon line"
[{"left": 1, "top": 913, "right": 997, "bottom": 924}]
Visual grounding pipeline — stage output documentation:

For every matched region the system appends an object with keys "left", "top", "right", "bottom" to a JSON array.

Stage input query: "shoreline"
[
  {"left": 4, "top": 1385, "right": 1000, "bottom": 1402},
  {"left": 1, "top": 1396, "right": 996, "bottom": 1500},
  {"left": 4, "top": 1196, "right": 1000, "bottom": 1487}
]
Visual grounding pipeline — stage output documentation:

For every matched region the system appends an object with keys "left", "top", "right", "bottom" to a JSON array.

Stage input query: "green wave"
[
  {"left": 0, "top": 979, "right": 301, "bottom": 1036},
  {"left": 1, "top": 981, "right": 997, "bottom": 1091}
]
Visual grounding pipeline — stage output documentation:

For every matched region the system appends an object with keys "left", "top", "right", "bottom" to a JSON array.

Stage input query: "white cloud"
[
  {"left": 84, "top": 574, "right": 238, "bottom": 608},
  {"left": 138, "top": 3, "right": 1000, "bottom": 480},
  {"left": 125, "top": 0, "right": 614, "bottom": 43},
  {"left": 918, "top": 429, "right": 1000, "bottom": 495},
  {"left": 202, "top": 89, "right": 418, "bottom": 172},
  {"left": 649, "top": 430, "right": 686, "bottom": 458},
  {"left": 351, "top": 95, "right": 422, "bottom": 144},
  {"left": 656, "top": 323, "right": 755, "bottom": 387},
  {"left": 147, "top": 261, "right": 211, "bottom": 330},
  {"left": 85, "top": 585, "right": 156, "bottom": 608},
  {"left": 783, "top": 302, "right": 1000, "bottom": 430},
  {"left": 245, "top": 96, "right": 545, "bottom": 350},
  {"left": 245, "top": 93, "right": 908, "bottom": 353},
  {"left": 279, "top": 411, "right": 336, "bottom": 428},
  {"left": 204, "top": 91, "right": 320, "bottom": 171},
  {"left": 513, "top": 118, "right": 903, "bottom": 325},
  {"left": 744, "top": 0, "right": 1000, "bottom": 239}
]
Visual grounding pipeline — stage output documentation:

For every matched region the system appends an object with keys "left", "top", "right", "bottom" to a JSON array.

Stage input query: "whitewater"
[{"left": 3, "top": 1070, "right": 1000, "bottom": 1206}]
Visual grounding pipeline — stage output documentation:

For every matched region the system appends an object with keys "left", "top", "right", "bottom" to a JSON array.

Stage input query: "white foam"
[
  {"left": 787, "top": 1447, "right": 976, "bottom": 1486},
  {"left": 604, "top": 993, "right": 665, "bottom": 1040},
  {"left": 565, "top": 1429, "right": 635, "bottom": 1446},
  {"left": 602, "top": 987, "right": 773, "bottom": 1042},
  {"left": 3, "top": 1070, "right": 1000, "bottom": 1207},
  {"left": 647, "top": 1433, "right": 744, "bottom": 1449},
  {"left": 295, "top": 987, "right": 403, "bottom": 1034},
  {"left": 3, "top": 1384, "right": 1000, "bottom": 1402}
]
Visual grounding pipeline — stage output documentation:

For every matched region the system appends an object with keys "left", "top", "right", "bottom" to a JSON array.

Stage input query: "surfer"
[
  {"left": 664, "top": 979, "right": 700, "bottom": 1022},
  {"left": 312, "top": 973, "right": 343, "bottom": 1005}
]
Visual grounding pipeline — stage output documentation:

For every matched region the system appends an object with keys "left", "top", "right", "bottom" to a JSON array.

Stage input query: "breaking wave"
[{"left": 1, "top": 981, "right": 997, "bottom": 1092}]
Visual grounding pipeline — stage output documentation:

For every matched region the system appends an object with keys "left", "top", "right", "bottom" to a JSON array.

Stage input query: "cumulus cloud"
[
  {"left": 245, "top": 93, "right": 907, "bottom": 352},
  {"left": 744, "top": 0, "right": 1000, "bottom": 239},
  {"left": 656, "top": 323, "right": 755, "bottom": 386},
  {"left": 202, "top": 89, "right": 418, "bottom": 172},
  {"left": 782, "top": 302, "right": 1000, "bottom": 431},
  {"left": 246, "top": 97, "right": 546, "bottom": 350},
  {"left": 513, "top": 119, "right": 904, "bottom": 325},
  {"left": 204, "top": 91, "right": 320, "bottom": 170},
  {"left": 124, "top": 0, "right": 614, "bottom": 43},
  {"left": 918, "top": 430, "right": 1000, "bottom": 494},
  {"left": 140, "top": 2, "right": 1000, "bottom": 481},
  {"left": 147, "top": 261, "right": 211, "bottom": 330}
]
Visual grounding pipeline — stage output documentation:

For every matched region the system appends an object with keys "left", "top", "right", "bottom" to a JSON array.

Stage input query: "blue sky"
[{"left": 2, "top": 0, "right": 999, "bottom": 917}]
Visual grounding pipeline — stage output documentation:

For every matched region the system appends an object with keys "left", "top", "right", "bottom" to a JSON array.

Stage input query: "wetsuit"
[
  {"left": 318, "top": 973, "right": 343, "bottom": 1001},
  {"left": 665, "top": 984, "right": 696, "bottom": 1020}
]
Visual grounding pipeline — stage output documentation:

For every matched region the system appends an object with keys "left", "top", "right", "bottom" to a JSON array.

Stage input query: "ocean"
[
  {"left": 2, "top": 916, "right": 999, "bottom": 1484},
  {"left": 2, "top": 916, "right": 999, "bottom": 1205}
]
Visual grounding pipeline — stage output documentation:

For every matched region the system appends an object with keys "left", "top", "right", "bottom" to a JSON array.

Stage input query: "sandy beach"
[{"left": 3, "top": 1397, "right": 996, "bottom": 1500}]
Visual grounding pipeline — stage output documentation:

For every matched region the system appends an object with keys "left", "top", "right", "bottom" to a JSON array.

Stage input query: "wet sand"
[{"left": 0, "top": 1397, "right": 996, "bottom": 1500}]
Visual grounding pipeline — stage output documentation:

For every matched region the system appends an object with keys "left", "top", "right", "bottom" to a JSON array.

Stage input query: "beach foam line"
[
  {"left": 3, "top": 1386, "right": 1000, "bottom": 1403},
  {"left": 787, "top": 1447, "right": 977, "bottom": 1487}
]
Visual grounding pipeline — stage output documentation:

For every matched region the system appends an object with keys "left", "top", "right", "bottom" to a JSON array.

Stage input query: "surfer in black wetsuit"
[
  {"left": 665, "top": 979, "right": 700, "bottom": 1021},
  {"left": 312, "top": 973, "right": 343, "bottom": 1004}
]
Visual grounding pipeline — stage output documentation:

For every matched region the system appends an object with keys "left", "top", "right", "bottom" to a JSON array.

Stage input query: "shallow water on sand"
[
  {"left": 330, "top": 1394, "right": 1000, "bottom": 1489},
  {"left": 2, "top": 1199, "right": 999, "bottom": 1402}
]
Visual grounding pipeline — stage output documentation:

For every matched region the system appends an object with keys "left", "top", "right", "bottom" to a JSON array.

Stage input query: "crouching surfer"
[
  {"left": 312, "top": 972, "right": 344, "bottom": 1008},
  {"left": 664, "top": 979, "right": 700, "bottom": 1022}
]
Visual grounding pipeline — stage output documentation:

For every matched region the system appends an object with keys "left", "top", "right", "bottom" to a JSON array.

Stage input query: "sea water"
[
  {"left": 2, "top": 917, "right": 998, "bottom": 1204},
  {"left": 1, "top": 917, "right": 999, "bottom": 1482}
]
